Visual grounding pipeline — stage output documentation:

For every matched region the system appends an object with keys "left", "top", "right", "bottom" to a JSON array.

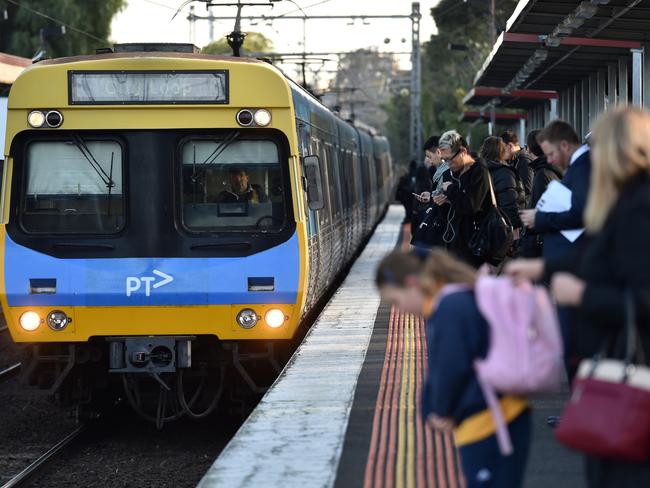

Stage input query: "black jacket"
[
  {"left": 486, "top": 159, "right": 525, "bottom": 228},
  {"left": 509, "top": 149, "right": 534, "bottom": 196},
  {"left": 535, "top": 149, "right": 591, "bottom": 260},
  {"left": 518, "top": 157, "right": 564, "bottom": 257},
  {"left": 529, "top": 156, "right": 563, "bottom": 208},
  {"left": 443, "top": 158, "right": 491, "bottom": 266},
  {"left": 546, "top": 174, "right": 650, "bottom": 364}
]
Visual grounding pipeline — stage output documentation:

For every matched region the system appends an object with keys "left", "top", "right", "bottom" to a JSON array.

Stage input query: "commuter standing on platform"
[
  {"left": 435, "top": 130, "right": 491, "bottom": 268},
  {"left": 479, "top": 136, "right": 525, "bottom": 237},
  {"left": 501, "top": 130, "right": 533, "bottom": 197},
  {"left": 506, "top": 106, "right": 650, "bottom": 488},
  {"left": 519, "top": 121, "right": 591, "bottom": 260},
  {"left": 519, "top": 121, "right": 591, "bottom": 383},
  {"left": 519, "top": 130, "right": 563, "bottom": 258},
  {"left": 376, "top": 250, "right": 531, "bottom": 488}
]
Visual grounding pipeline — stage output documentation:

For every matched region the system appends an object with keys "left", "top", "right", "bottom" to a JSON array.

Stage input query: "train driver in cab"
[{"left": 217, "top": 167, "right": 267, "bottom": 203}]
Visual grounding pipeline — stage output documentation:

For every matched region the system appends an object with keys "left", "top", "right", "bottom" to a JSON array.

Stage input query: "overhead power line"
[{"left": 3, "top": 0, "right": 105, "bottom": 43}]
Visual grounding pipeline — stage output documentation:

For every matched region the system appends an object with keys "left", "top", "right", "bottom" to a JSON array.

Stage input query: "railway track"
[
  {"left": 0, "top": 362, "right": 20, "bottom": 381},
  {"left": 0, "top": 425, "right": 86, "bottom": 488}
]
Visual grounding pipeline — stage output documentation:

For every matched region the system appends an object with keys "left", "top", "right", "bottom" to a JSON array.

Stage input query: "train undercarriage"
[{"left": 22, "top": 336, "right": 292, "bottom": 428}]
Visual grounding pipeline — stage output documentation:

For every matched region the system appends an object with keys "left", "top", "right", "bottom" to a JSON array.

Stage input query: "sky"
[{"left": 110, "top": 0, "right": 441, "bottom": 85}]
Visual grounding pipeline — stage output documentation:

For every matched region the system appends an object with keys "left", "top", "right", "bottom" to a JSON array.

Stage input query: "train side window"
[
  {"left": 303, "top": 155, "right": 325, "bottom": 210},
  {"left": 179, "top": 137, "right": 287, "bottom": 232},
  {"left": 20, "top": 139, "right": 125, "bottom": 234}
]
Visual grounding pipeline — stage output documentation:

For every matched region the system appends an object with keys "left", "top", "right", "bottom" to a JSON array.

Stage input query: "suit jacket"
[{"left": 535, "top": 150, "right": 591, "bottom": 260}]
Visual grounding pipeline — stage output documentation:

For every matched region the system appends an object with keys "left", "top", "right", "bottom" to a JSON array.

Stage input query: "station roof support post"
[
  {"left": 589, "top": 73, "right": 598, "bottom": 126},
  {"left": 549, "top": 98, "right": 558, "bottom": 122},
  {"left": 573, "top": 83, "right": 582, "bottom": 138},
  {"left": 607, "top": 63, "right": 618, "bottom": 109},
  {"left": 581, "top": 78, "right": 590, "bottom": 136},
  {"left": 518, "top": 118, "right": 526, "bottom": 146},
  {"left": 644, "top": 44, "right": 650, "bottom": 109},
  {"left": 631, "top": 47, "right": 643, "bottom": 106},
  {"left": 568, "top": 86, "right": 575, "bottom": 130},
  {"left": 597, "top": 70, "right": 606, "bottom": 116},
  {"left": 619, "top": 58, "right": 629, "bottom": 105}
]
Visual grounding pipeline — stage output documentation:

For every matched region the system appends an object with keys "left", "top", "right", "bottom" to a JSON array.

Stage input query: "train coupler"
[{"left": 107, "top": 336, "right": 195, "bottom": 374}]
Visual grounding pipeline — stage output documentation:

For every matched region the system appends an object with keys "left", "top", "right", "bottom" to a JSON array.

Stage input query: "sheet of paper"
[
  {"left": 535, "top": 180, "right": 584, "bottom": 242},
  {"left": 536, "top": 180, "right": 572, "bottom": 212}
]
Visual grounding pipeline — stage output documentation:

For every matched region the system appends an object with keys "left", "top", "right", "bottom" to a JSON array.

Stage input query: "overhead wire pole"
[
  {"left": 187, "top": 5, "right": 422, "bottom": 156},
  {"left": 410, "top": 2, "right": 422, "bottom": 162}
]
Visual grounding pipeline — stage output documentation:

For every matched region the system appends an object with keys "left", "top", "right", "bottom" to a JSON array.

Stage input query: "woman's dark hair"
[
  {"left": 479, "top": 136, "right": 506, "bottom": 162},
  {"left": 526, "top": 129, "right": 543, "bottom": 157}
]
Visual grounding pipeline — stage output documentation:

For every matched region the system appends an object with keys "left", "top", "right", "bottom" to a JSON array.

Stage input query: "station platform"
[{"left": 198, "top": 205, "right": 585, "bottom": 488}]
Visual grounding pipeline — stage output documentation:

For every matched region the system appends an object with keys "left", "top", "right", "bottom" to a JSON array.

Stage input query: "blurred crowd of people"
[{"left": 389, "top": 107, "right": 650, "bottom": 488}]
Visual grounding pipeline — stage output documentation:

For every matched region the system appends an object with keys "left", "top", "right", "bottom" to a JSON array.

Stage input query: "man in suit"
[
  {"left": 519, "top": 120, "right": 591, "bottom": 395},
  {"left": 519, "top": 121, "right": 591, "bottom": 261}
]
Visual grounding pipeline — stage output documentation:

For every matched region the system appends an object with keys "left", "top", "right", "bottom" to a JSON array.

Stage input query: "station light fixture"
[
  {"left": 552, "top": 25, "right": 573, "bottom": 37},
  {"left": 576, "top": 2, "right": 599, "bottom": 19},
  {"left": 265, "top": 309, "right": 286, "bottom": 328},
  {"left": 19, "top": 311, "right": 41, "bottom": 331},
  {"left": 562, "top": 14, "right": 585, "bottom": 29},
  {"left": 504, "top": 49, "right": 547, "bottom": 94},
  {"left": 236, "top": 308, "right": 258, "bottom": 329}
]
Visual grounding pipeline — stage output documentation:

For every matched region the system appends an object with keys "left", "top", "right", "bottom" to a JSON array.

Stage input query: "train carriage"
[{"left": 1, "top": 44, "right": 393, "bottom": 419}]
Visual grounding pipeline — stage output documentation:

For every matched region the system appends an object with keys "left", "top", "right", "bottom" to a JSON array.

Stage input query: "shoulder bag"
[
  {"left": 468, "top": 172, "right": 513, "bottom": 262},
  {"left": 555, "top": 292, "right": 650, "bottom": 462}
]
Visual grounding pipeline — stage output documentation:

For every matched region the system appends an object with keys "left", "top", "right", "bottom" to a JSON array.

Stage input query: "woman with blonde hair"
[
  {"left": 506, "top": 106, "right": 650, "bottom": 486},
  {"left": 376, "top": 249, "right": 531, "bottom": 488}
]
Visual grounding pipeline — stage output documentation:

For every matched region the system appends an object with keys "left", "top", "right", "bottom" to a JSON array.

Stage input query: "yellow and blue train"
[{"left": 1, "top": 44, "right": 394, "bottom": 420}]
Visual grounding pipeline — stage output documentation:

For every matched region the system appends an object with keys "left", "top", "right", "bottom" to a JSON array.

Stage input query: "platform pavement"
[{"left": 198, "top": 205, "right": 586, "bottom": 488}]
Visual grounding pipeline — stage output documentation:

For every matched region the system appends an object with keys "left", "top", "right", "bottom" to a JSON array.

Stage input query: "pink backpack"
[{"left": 473, "top": 270, "right": 563, "bottom": 455}]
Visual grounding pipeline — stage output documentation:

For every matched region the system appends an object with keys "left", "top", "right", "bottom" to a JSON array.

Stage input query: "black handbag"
[
  {"left": 468, "top": 173, "right": 514, "bottom": 261},
  {"left": 411, "top": 205, "right": 445, "bottom": 247}
]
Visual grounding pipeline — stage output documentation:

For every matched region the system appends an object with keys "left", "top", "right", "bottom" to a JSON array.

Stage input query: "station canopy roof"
[
  {"left": 0, "top": 52, "right": 30, "bottom": 85},
  {"left": 474, "top": 0, "right": 650, "bottom": 92},
  {"left": 460, "top": 111, "right": 527, "bottom": 124},
  {"left": 463, "top": 86, "right": 557, "bottom": 109}
]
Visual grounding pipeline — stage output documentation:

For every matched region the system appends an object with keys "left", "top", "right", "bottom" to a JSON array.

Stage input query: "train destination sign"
[{"left": 68, "top": 70, "right": 229, "bottom": 105}]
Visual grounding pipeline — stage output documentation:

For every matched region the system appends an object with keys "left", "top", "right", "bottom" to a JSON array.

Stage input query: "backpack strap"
[{"left": 475, "top": 364, "right": 514, "bottom": 456}]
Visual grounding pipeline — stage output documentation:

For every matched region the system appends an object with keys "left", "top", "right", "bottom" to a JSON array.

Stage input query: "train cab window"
[
  {"left": 21, "top": 140, "right": 125, "bottom": 234},
  {"left": 180, "top": 137, "right": 287, "bottom": 232}
]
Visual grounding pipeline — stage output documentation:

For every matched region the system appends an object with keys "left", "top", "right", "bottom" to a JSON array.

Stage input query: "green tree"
[
  {"left": 382, "top": 0, "right": 518, "bottom": 158},
  {"left": 202, "top": 32, "right": 273, "bottom": 56},
  {"left": 0, "top": 0, "right": 125, "bottom": 58}
]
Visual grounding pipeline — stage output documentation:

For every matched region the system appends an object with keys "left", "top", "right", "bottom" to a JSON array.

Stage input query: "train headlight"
[
  {"left": 19, "top": 311, "right": 41, "bottom": 331},
  {"left": 253, "top": 109, "right": 271, "bottom": 127},
  {"left": 236, "top": 109, "right": 254, "bottom": 127},
  {"left": 236, "top": 308, "right": 258, "bottom": 329},
  {"left": 45, "top": 110, "right": 63, "bottom": 128},
  {"left": 27, "top": 110, "right": 46, "bottom": 128},
  {"left": 265, "top": 309, "right": 286, "bottom": 329},
  {"left": 47, "top": 310, "right": 70, "bottom": 330}
]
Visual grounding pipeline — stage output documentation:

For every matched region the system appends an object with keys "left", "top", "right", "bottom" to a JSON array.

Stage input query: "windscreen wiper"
[
  {"left": 71, "top": 135, "right": 115, "bottom": 190},
  {"left": 190, "top": 130, "right": 240, "bottom": 182}
]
